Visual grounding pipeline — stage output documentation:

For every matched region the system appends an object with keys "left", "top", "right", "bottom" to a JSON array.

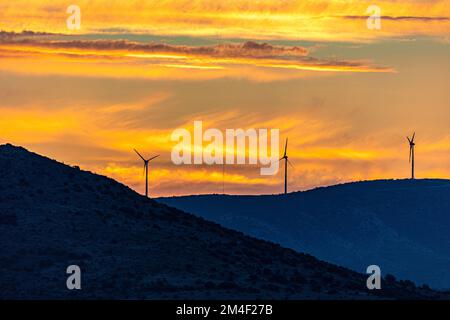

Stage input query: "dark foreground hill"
[
  {"left": 0, "top": 144, "right": 446, "bottom": 299},
  {"left": 159, "top": 179, "right": 450, "bottom": 289}
]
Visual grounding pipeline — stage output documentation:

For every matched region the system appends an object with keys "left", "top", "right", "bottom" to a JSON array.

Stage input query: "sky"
[{"left": 0, "top": 0, "right": 449, "bottom": 196}]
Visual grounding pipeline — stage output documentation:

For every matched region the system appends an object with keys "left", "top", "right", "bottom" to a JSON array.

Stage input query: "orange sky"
[{"left": 0, "top": 0, "right": 449, "bottom": 196}]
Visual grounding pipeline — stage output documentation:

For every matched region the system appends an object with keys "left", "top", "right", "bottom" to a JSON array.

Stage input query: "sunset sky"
[{"left": 1, "top": 0, "right": 449, "bottom": 196}]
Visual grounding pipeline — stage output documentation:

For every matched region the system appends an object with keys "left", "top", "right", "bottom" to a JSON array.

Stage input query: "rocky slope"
[
  {"left": 0, "top": 144, "right": 446, "bottom": 299},
  {"left": 159, "top": 179, "right": 450, "bottom": 289}
]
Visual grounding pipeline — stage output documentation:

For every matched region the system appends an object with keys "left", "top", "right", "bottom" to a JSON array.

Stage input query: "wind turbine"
[
  {"left": 406, "top": 132, "right": 416, "bottom": 179},
  {"left": 280, "top": 138, "right": 294, "bottom": 194},
  {"left": 134, "top": 149, "right": 159, "bottom": 197}
]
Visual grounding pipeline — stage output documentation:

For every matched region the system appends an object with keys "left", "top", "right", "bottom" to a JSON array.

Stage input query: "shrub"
[{"left": 385, "top": 274, "right": 397, "bottom": 284}]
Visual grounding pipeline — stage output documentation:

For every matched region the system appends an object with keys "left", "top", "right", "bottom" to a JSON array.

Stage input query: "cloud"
[
  {"left": 0, "top": 30, "right": 54, "bottom": 38},
  {"left": 0, "top": 32, "right": 394, "bottom": 79},
  {"left": 1, "top": 0, "right": 449, "bottom": 41},
  {"left": 343, "top": 15, "right": 450, "bottom": 21},
  {"left": 0, "top": 32, "right": 308, "bottom": 59}
]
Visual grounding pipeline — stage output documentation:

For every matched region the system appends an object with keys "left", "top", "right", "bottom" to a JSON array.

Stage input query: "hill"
[
  {"left": 159, "top": 179, "right": 450, "bottom": 289},
  {"left": 0, "top": 144, "right": 446, "bottom": 299}
]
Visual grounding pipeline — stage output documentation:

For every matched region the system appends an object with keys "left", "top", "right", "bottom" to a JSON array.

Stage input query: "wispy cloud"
[
  {"left": 1, "top": 0, "right": 449, "bottom": 41},
  {"left": 343, "top": 15, "right": 450, "bottom": 22},
  {"left": 0, "top": 32, "right": 394, "bottom": 79}
]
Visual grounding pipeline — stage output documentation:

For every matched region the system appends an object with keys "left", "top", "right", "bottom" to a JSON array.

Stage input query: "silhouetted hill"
[
  {"left": 0, "top": 144, "right": 446, "bottom": 299},
  {"left": 159, "top": 179, "right": 450, "bottom": 289}
]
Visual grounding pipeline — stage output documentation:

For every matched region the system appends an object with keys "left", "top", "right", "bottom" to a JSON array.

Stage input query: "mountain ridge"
[
  {"left": 0, "top": 143, "right": 448, "bottom": 299},
  {"left": 159, "top": 179, "right": 450, "bottom": 289}
]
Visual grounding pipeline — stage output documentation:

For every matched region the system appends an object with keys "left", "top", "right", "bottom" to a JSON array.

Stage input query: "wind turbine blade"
[
  {"left": 406, "top": 137, "right": 411, "bottom": 144},
  {"left": 134, "top": 149, "right": 146, "bottom": 161},
  {"left": 148, "top": 155, "right": 160, "bottom": 162},
  {"left": 411, "top": 132, "right": 416, "bottom": 143},
  {"left": 284, "top": 138, "right": 288, "bottom": 157}
]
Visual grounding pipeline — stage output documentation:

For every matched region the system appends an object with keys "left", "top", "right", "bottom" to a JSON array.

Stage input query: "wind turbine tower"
[
  {"left": 280, "top": 138, "right": 294, "bottom": 194},
  {"left": 134, "top": 149, "right": 159, "bottom": 197}
]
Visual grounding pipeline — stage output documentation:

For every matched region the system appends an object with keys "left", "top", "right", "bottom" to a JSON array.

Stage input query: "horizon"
[
  {"left": 1, "top": 1, "right": 449, "bottom": 197},
  {"left": 2, "top": 141, "right": 450, "bottom": 198}
]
